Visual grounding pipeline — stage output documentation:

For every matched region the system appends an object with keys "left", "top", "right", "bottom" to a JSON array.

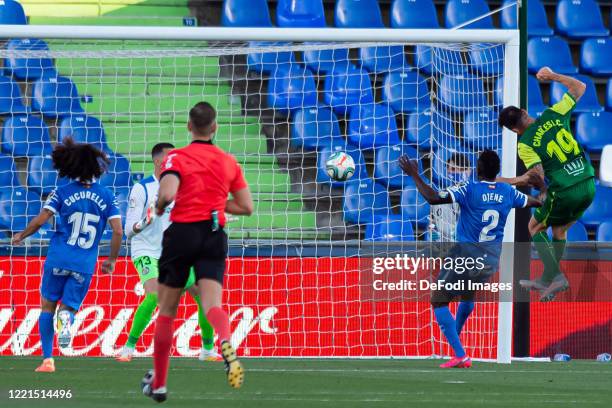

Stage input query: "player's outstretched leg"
[
  {"left": 456, "top": 300, "right": 475, "bottom": 336},
  {"left": 36, "top": 308, "right": 56, "bottom": 373},
  {"left": 433, "top": 303, "right": 472, "bottom": 369},
  {"left": 117, "top": 293, "right": 158, "bottom": 362}
]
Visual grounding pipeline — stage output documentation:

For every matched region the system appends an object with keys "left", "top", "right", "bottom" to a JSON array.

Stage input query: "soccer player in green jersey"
[{"left": 498, "top": 67, "right": 596, "bottom": 301}]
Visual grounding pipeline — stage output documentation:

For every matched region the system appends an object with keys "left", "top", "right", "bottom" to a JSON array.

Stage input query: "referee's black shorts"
[{"left": 158, "top": 220, "right": 228, "bottom": 288}]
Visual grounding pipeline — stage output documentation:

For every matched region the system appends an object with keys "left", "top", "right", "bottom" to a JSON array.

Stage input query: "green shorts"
[
  {"left": 534, "top": 178, "right": 596, "bottom": 227},
  {"left": 134, "top": 256, "right": 196, "bottom": 289}
]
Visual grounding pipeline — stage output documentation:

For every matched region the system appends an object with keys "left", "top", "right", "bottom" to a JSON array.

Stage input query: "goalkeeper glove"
[{"left": 134, "top": 202, "right": 156, "bottom": 233}]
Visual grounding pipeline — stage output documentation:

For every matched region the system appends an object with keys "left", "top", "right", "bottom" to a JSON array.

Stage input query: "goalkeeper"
[
  {"left": 116, "top": 142, "right": 221, "bottom": 362},
  {"left": 498, "top": 67, "right": 596, "bottom": 301}
]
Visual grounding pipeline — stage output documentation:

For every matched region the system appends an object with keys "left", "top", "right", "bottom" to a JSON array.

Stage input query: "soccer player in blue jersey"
[
  {"left": 12, "top": 138, "right": 123, "bottom": 373},
  {"left": 400, "top": 150, "right": 541, "bottom": 368}
]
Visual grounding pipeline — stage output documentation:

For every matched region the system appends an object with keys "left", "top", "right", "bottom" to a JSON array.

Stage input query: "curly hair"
[
  {"left": 51, "top": 137, "right": 109, "bottom": 182},
  {"left": 477, "top": 149, "right": 501, "bottom": 181}
]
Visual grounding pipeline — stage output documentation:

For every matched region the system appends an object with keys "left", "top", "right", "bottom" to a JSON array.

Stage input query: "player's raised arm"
[
  {"left": 536, "top": 67, "right": 586, "bottom": 102},
  {"left": 11, "top": 208, "right": 55, "bottom": 246},
  {"left": 398, "top": 155, "right": 452, "bottom": 205}
]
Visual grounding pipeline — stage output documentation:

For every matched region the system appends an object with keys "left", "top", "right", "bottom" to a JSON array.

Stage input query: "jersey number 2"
[
  {"left": 67, "top": 212, "right": 100, "bottom": 249},
  {"left": 480, "top": 209, "right": 499, "bottom": 242}
]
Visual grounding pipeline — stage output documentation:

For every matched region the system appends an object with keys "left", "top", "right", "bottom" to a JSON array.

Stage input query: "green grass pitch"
[{"left": 1, "top": 357, "right": 611, "bottom": 407}]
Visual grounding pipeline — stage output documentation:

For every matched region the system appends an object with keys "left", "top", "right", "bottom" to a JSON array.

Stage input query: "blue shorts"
[{"left": 40, "top": 265, "right": 93, "bottom": 310}]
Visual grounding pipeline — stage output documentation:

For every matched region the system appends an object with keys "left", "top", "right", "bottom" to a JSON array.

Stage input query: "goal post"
[{"left": 0, "top": 25, "right": 520, "bottom": 363}]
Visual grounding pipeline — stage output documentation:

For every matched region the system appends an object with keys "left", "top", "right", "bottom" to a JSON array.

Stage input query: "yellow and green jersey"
[{"left": 517, "top": 92, "right": 595, "bottom": 192}]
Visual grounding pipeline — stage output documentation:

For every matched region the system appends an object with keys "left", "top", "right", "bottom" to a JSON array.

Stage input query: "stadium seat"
[
  {"left": 439, "top": 74, "right": 488, "bottom": 112},
  {"left": 221, "top": 0, "right": 272, "bottom": 27},
  {"left": 527, "top": 75, "right": 547, "bottom": 116},
  {"left": 597, "top": 221, "right": 612, "bottom": 242},
  {"left": 335, "top": 0, "right": 384, "bottom": 28},
  {"left": 383, "top": 70, "right": 429, "bottom": 113},
  {"left": 445, "top": 0, "right": 493, "bottom": 29},
  {"left": 347, "top": 103, "right": 401, "bottom": 149},
  {"left": 401, "top": 185, "right": 431, "bottom": 227},
  {"left": 0, "top": 188, "right": 42, "bottom": 232},
  {"left": 277, "top": 0, "right": 326, "bottom": 27},
  {"left": 246, "top": 42, "right": 296, "bottom": 75},
  {"left": 1, "top": 115, "right": 53, "bottom": 157},
  {"left": 527, "top": 37, "right": 578, "bottom": 74},
  {"left": 390, "top": 0, "right": 439, "bottom": 28},
  {"left": 3, "top": 39, "right": 56, "bottom": 81},
  {"left": 291, "top": 105, "right": 341, "bottom": 150},
  {"left": 0, "top": 0, "right": 27, "bottom": 25},
  {"left": 580, "top": 185, "right": 612, "bottom": 229},
  {"left": 550, "top": 74, "right": 603, "bottom": 113},
  {"left": 608, "top": 79, "right": 612, "bottom": 110},
  {"left": 414, "top": 45, "right": 432, "bottom": 75},
  {"left": 547, "top": 222, "right": 589, "bottom": 241},
  {"left": 463, "top": 109, "right": 501, "bottom": 150},
  {"left": 500, "top": 0, "right": 554, "bottom": 36},
  {"left": 359, "top": 46, "right": 407, "bottom": 74},
  {"left": 575, "top": 112, "right": 612, "bottom": 153},
  {"left": 581, "top": 38, "right": 612, "bottom": 76},
  {"left": 27, "top": 156, "right": 69, "bottom": 196},
  {"left": 556, "top": 0, "right": 609, "bottom": 39},
  {"left": 0, "top": 75, "right": 28, "bottom": 115},
  {"left": 601, "top": 145, "right": 612, "bottom": 187},
  {"left": 323, "top": 64, "right": 374, "bottom": 115},
  {"left": 100, "top": 154, "right": 132, "bottom": 189},
  {"left": 374, "top": 144, "right": 420, "bottom": 189},
  {"left": 406, "top": 109, "right": 434, "bottom": 149},
  {"left": 303, "top": 47, "right": 350, "bottom": 74},
  {"left": 267, "top": 65, "right": 317, "bottom": 115},
  {"left": 58, "top": 115, "right": 111, "bottom": 153},
  {"left": 0, "top": 153, "right": 19, "bottom": 188},
  {"left": 365, "top": 214, "right": 415, "bottom": 241},
  {"left": 317, "top": 142, "right": 368, "bottom": 186},
  {"left": 31, "top": 75, "right": 84, "bottom": 117},
  {"left": 469, "top": 44, "right": 504, "bottom": 76},
  {"left": 433, "top": 47, "right": 469, "bottom": 76},
  {"left": 343, "top": 178, "right": 392, "bottom": 224}
]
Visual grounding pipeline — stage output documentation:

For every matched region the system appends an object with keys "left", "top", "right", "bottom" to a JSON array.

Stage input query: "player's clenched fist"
[{"left": 536, "top": 66, "right": 556, "bottom": 82}]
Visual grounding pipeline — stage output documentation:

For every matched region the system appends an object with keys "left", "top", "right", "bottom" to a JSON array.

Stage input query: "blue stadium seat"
[
  {"left": 4, "top": 39, "right": 56, "bottom": 81},
  {"left": 608, "top": 79, "right": 612, "bottom": 111},
  {"left": 100, "top": 154, "right": 132, "bottom": 189},
  {"left": 439, "top": 74, "right": 488, "bottom": 112},
  {"left": 27, "top": 156, "right": 70, "bottom": 196},
  {"left": 434, "top": 47, "right": 469, "bottom": 76},
  {"left": 1, "top": 115, "right": 53, "bottom": 157},
  {"left": 527, "top": 37, "right": 578, "bottom": 74},
  {"left": 247, "top": 42, "right": 296, "bottom": 75},
  {"left": 0, "top": 188, "right": 42, "bottom": 232},
  {"left": 401, "top": 185, "right": 431, "bottom": 227},
  {"left": 291, "top": 105, "right": 340, "bottom": 150},
  {"left": 445, "top": 0, "right": 493, "bottom": 29},
  {"left": 374, "top": 144, "right": 420, "bottom": 189},
  {"left": 414, "top": 45, "right": 432, "bottom": 75},
  {"left": 335, "top": 0, "right": 384, "bottom": 28},
  {"left": 548, "top": 222, "right": 589, "bottom": 242},
  {"left": 463, "top": 109, "right": 501, "bottom": 150},
  {"left": 267, "top": 65, "right": 317, "bottom": 115},
  {"left": 317, "top": 142, "right": 368, "bottom": 186},
  {"left": 343, "top": 178, "right": 391, "bottom": 224},
  {"left": 323, "top": 64, "right": 374, "bottom": 115},
  {"left": 580, "top": 38, "right": 612, "bottom": 76},
  {"left": 365, "top": 214, "right": 415, "bottom": 241},
  {"left": 470, "top": 44, "right": 504, "bottom": 76},
  {"left": 391, "top": 0, "right": 439, "bottom": 28},
  {"left": 556, "top": 0, "right": 609, "bottom": 39},
  {"left": 31, "top": 75, "right": 84, "bottom": 117},
  {"left": 597, "top": 221, "right": 612, "bottom": 242},
  {"left": 58, "top": 115, "right": 111, "bottom": 153},
  {"left": 0, "top": 75, "right": 28, "bottom": 115},
  {"left": 383, "top": 70, "right": 429, "bottom": 113},
  {"left": 221, "top": 0, "right": 272, "bottom": 26},
  {"left": 277, "top": 0, "right": 325, "bottom": 27},
  {"left": 550, "top": 74, "right": 603, "bottom": 113},
  {"left": 303, "top": 47, "right": 350, "bottom": 74},
  {"left": 575, "top": 112, "right": 612, "bottom": 153},
  {"left": 527, "top": 75, "right": 546, "bottom": 116},
  {"left": 580, "top": 185, "right": 612, "bottom": 229},
  {"left": 0, "top": 0, "right": 26, "bottom": 25},
  {"left": 347, "top": 103, "right": 401, "bottom": 149},
  {"left": 0, "top": 153, "right": 19, "bottom": 188},
  {"left": 359, "top": 46, "right": 407, "bottom": 74},
  {"left": 500, "top": 0, "right": 554, "bottom": 36},
  {"left": 406, "top": 110, "right": 433, "bottom": 149}
]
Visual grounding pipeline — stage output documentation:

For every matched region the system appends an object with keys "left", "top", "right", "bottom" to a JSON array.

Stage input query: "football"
[{"left": 325, "top": 151, "right": 356, "bottom": 181}]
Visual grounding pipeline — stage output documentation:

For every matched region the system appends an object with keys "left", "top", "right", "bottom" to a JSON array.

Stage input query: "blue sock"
[
  {"left": 39, "top": 311, "right": 54, "bottom": 359},
  {"left": 433, "top": 306, "right": 466, "bottom": 358},
  {"left": 456, "top": 301, "right": 475, "bottom": 335}
]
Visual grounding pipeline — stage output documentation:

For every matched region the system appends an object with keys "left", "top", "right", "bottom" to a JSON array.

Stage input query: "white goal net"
[{"left": 0, "top": 27, "right": 518, "bottom": 362}]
